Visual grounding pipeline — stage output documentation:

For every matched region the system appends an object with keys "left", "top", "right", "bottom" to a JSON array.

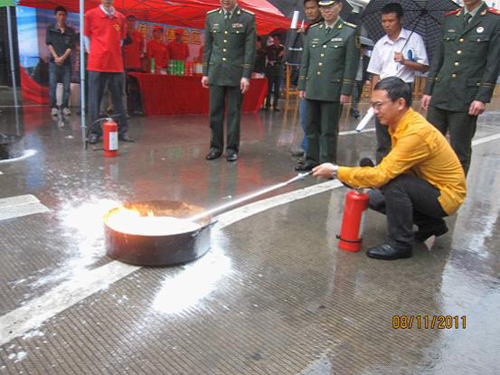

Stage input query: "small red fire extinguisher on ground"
[
  {"left": 337, "top": 190, "right": 370, "bottom": 252},
  {"left": 103, "top": 118, "right": 118, "bottom": 157}
]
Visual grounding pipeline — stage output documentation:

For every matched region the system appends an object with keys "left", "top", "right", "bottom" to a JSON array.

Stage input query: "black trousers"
[
  {"left": 351, "top": 80, "right": 364, "bottom": 111},
  {"left": 375, "top": 117, "right": 391, "bottom": 164},
  {"left": 125, "top": 69, "right": 143, "bottom": 113},
  {"left": 209, "top": 85, "right": 243, "bottom": 153},
  {"left": 88, "top": 71, "right": 128, "bottom": 136},
  {"left": 368, "top": 174, "right": 448, "bottom": 251},
  {"left": 265, "top": 74, "right": 281, "bottom": 109},
  {"left": 427, "top": 106, "right": 477, "bottom": 175}
]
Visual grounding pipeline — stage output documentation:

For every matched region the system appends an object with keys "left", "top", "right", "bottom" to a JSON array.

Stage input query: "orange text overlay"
[{"left": 392, "top": 315, "right": 467, "bottom": 330}]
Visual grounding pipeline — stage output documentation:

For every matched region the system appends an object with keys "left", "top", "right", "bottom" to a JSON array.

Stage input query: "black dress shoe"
[
  {"left": 274, "top": 107, "right": 280, "bottom": 112},
  {"left": 291, "top": 150, "right": 305, "bottom": 157},
  {"left": 119, "top": 134, "right": 135, "bottom": 142},
  {"left": 359, "top": 157, "right": 375, "bottom": 167},
  {"left": 414, "top": 224, "right": 448, "bottom": 242},
  {"left": 226, "top": 150, "right": 238, "bottom": 162},
  {"left": 88, "top": 133, "right": 100, "bottom": 144},
  {"left": 294, "top": 163, "right": 316, "bottom": 172},
  {"left": 366, "top": 243, "right": 412, "bottom": 260},
  {"left": 206, "top": 150, "right": 222, "bottom": 160},
  {"left": 350, "top": 108, "right": 360, "bottom": 119}
]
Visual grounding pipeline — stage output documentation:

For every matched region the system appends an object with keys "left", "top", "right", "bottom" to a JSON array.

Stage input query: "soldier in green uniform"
[
  {"left": 422, "top": 0, "right": 500, "bottom": 175},
  {"left": 295, "top": 0, "right": 360, "bottom": 171},
  {"left": 202, "top": 0, "right": 256, "bottom": 162}
]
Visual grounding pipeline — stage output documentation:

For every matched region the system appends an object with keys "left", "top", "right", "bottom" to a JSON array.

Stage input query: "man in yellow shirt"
[{"left": 313, "top": 77, "right": 466, "bottom": 260}]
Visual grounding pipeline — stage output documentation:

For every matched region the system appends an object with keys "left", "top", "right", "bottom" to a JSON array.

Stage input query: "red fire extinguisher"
[
  {"left": 103, "top": 118, "right": 118, "bottom": 157},
  {"left": 337, "top": 190, "right": 370, "bottom": 252}
]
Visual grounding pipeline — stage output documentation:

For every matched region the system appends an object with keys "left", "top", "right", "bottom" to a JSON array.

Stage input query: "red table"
[{"left": 129, "top": 73, "right": 268, "bottom": 116}]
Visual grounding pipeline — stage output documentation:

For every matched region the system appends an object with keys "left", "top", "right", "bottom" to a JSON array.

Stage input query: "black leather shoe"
[
  {"left": 359, "top": 157, "right": 375, "bottom": 167},
  {"left": 206, "top": 150, "right": 222, "bottom": 160},
  {"left": 294, "top": 163, "right": 316, "bottom": 172},
  {"left": 274, "top": 107, "right": 280, "bottom": 112},
  {"left": 226, "top": 150, "right": 238, "bottom": 162},
  {"left": 366, "top": 243, "right": 412, "bottom": 260},
  {"left": 291, "top": 150, "right": 305, "bottom": 157},
  {"left": 88, "top": 133, "right": 100, "bottom": 144},
  {"left": 414, "top": 225, "right": 448, "bottom": 242},
  {"left": 350, "top": 108, "right": 360, "bottom": 119},
  {"left": 119, "top": 134, "right": 135, "bottom": 142}
]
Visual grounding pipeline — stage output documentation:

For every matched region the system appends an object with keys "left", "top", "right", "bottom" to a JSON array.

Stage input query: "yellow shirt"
[{"left": 337, "top": 109, "right": 466, "bottom": 215}]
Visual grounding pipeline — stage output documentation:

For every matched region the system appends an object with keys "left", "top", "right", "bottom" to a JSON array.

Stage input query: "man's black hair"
[
  {"left": 381, "top": 3, "right": 404, "bottom": 19},
  {"left": 374, "top": 77, "right": 412, "bottom": 108},
  {"left": 304, "top": 0, "right": 319, "bottom": 6},
  {"left": 54, "top": 6, "right": 67, "bottom": 15}
]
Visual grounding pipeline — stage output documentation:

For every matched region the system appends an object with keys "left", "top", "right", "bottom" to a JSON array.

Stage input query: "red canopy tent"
[{"left": 18, "top": 0, "right": 290, "bottom": 34}]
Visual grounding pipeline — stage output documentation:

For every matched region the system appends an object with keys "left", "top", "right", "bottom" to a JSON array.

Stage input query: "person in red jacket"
[
  {"left": 147, "top": 26, "right": 169, "bottom": 74},
  {"left": 167, "top": 28, "right": 190, "bottom": 62},
  {"left": 85, "top": 0, "right": 134, "bottom": 144},
  {"left": 123, "top": 14, "right": 145, "bottom": 115},
  {"left": 123, "top": 14, "right": 144, "bottom": 71}
]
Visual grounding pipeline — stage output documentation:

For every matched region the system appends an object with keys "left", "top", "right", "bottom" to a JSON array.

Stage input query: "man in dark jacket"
[
  {"left": 46, "top": 6, "right": 75, "bottom": 116},
  {"left": 422, "top": 1, "right": 500, "bottom": 175}
]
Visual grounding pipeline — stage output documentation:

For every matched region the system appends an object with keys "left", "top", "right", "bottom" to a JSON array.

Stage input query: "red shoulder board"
[
  {"left": 488, "top": 7, "right": 500, "bottom": 15},
  {"left": 445, "top": 8, "right": 461, "bottom": 16}
]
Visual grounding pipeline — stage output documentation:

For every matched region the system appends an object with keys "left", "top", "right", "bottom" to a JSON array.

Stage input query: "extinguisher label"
[
  {"left": 359, "top": 211, "right": 367, "bottom": 238},
  {"left": 109, "top": 131, "right": 118, "bottom": 151}
]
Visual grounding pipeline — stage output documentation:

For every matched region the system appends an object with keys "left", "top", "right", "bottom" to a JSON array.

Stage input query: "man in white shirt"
[{"left": 367, "top": 3, "right": 429, "bottom": 163}]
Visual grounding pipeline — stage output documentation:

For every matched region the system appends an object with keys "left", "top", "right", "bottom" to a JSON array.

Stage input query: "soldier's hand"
[
  {"left": 297, "top": 27, "right": 305, "bottom": 34},
  {"left": 421, "top": 94, "right": 432, "bottom": 111},
  {"left": 299, "top": 91, "right": 305, "bottom": 100},
  {"left": 201, "top": 76, "right": 209, "bottom": 88},
  {"left": 394, "top": 52, "right": 405, "bottom": 65},
  {"left": 312, "top": 163, "right": 339, "bottom": 179},
  {"left": 469, "top": 101, "right": 486, "bottom": 116},
  {"left": 340, "top": 95, "right": 350, "bottom": 104},
  {"left": 240, "top": 78, "right": 250, "bottom": 94}
]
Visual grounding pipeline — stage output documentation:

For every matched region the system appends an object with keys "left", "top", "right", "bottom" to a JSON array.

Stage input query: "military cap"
[
  {"left": 318, "top": 0, "right": 340, "bottom": 6},
  {"left": 175, "top": 28, "right": 184, "bottom": 35}
]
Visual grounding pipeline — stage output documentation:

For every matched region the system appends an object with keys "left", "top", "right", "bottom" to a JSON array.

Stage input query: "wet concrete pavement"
[{"left": 0, "top": 94, "right": 499, "bottom": 374}]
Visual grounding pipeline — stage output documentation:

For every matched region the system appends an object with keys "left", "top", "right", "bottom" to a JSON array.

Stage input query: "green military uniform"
[
  {"left": 424, "top": 3, "right": 500, "bottom": 174},
  {"left": 298, "top": 18, "right": 359, "bottom": 166},
  {"left": 203, "top": 5, "right": 256, "bottom": 155}
]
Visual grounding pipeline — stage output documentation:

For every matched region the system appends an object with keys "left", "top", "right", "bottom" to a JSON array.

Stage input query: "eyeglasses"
[{"left": 370, "top": 100, "right": 393, "bottom": 110}]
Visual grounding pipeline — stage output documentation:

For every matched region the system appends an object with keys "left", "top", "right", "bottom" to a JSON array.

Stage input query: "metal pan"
[{"left": 104, "top": 200, "right": 214, "bottom": 266}]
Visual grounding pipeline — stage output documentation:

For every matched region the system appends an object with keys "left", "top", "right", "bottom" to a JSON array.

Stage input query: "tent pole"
[
  {"left": 79, "top": 0, "right": 86, "bottom": 139},
  {"left": 6, "top": 6, "right": 19, "bottom": 109},
  {"left": 6, "top": 5, "right": 21, "bottom": 136}
]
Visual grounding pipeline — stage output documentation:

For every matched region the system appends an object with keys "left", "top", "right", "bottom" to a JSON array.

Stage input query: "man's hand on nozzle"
[{"left": 312, "top": 163, "right": 339, "bottom": 179}]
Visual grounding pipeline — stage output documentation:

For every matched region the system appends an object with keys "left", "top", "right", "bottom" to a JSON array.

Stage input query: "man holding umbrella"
[
  {"left": 366, "top": 3, "right": 429, "bottom": 163},
  {"left": 295, "top": 0, "right": 360, "bottom": 171},
  {"left": 422, "top": 0, "right": 500, "bottom": 175}
]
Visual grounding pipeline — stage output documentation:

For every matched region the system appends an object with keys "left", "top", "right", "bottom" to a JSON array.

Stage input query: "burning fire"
[{"left": 105, "top": 206, "right": 201, "bottom": 236}]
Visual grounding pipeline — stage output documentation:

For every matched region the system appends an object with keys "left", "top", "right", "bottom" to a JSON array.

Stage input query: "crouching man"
[{"left": 313, "top": 77, "right": 466, "bottom": 260}]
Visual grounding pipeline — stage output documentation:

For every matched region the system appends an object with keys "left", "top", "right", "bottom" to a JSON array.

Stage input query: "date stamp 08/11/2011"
[{"left": 392, "top": 315, "right": 467, "bottom": 330}]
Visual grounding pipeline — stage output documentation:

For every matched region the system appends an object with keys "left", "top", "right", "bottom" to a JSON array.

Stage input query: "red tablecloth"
[{"left": 129, "top": 73, "right": 268, "bottom": 116}]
